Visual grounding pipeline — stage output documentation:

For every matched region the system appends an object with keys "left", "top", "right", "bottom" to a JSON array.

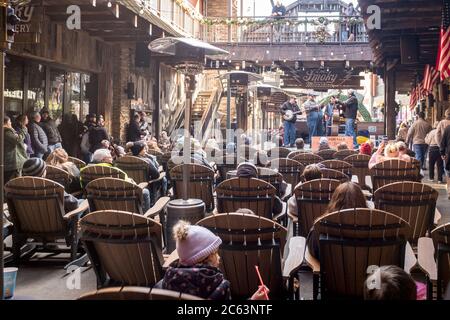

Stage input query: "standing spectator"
[
  {"left": 15, "top": 114, "right": 33, "bottom": 158},
  {"left": 406, "top": 112, "right": 432, "bottom": 170},
  {"left": 324, "top": 96, "right": 336, "bottom": 136},
  {"left": 83, "top": 113, "right": 97, "bottom": 129},
  {"left": 89, "top": 115, "right": 110, "bottom": 154},
  {"left": 271, "top": 0, "right": 286, "bottom": 18},
  {"left": 303, "top": 93, "right": 321, "bottom": 145},
  {"left": 27, "top": 111, "right": 48, "bottom": 159},
  {"left": 425, "top": 121, "right": 444, "bottom": 183},
  {"left": 127, "top": 113, "right": 142, "bottom": 142},
  {"left": 4, "top": 116, "right": 28, "bottom": 182},
  {"left": 439, "top": 124, "right": 450, "bottom": 199},
  {"left": 59, "top": 114, "right": 83, "bottom": 158},
  {"left": 281, "top": 96, "right": 300, "bottom": 147},
  {"left": 336, "top": 89, "right": 359, "bottom": 148},
  {"left": 436, "top": 109, "right": 450, "bottom": 143},
  {"left": 40, "top": 108, "right": 62, "bottom": 153},
  {"left": 397, "top": 122, "right": 409, "bottom": 142}
]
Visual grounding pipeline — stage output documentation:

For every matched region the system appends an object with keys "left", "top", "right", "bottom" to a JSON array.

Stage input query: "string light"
[
  {"left": 266, "top": 50, "right": 270, "bottom": 54},
  {"left": 149, "top": 24, "right": 152, "bottom": 35},
  {"left": 298, "top": 51, "right": 302, "bottom": 56},
  {"left": 255, "top": 59, "right": 259, "bottom": 63},
  {"left": 107, "top": 1, "right": 112, "bottom": 8},
  {"left": 134, "top": 15, "right": 138, "bottom": 28},
  {"left": 92, "top": 0, "right": 96, "bottom": 7},
  {"left": 140, "top": 8, "right": 145, "bottom": 14},
  {"left": 115, "top": 4, "right": 119, "bottom": 18},
  {"left": 266, "top": 37, "right": 270, "bottom": 42},
  {"left": 242, "top": 61, "right": 246, "bottom": 69},
  {"left": 330, "top": 52, "right": 334, "bottom": 56}
]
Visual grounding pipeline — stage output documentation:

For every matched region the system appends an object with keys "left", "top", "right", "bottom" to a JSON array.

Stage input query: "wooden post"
[
  {"left": 153, "top": 62, "right": 161, "bottom": 138},
  {"left": 385, "top": 65, "right": 396, "bottom": 139}
]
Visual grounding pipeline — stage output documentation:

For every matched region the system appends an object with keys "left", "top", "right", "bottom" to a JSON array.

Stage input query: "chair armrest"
[
  {"left": 144, "top": 196, "right": 170, "bottom": 219},
  {"left": 163, "top": 249, "right": 179, "bottom": 268},
  {"left": 305, "top": 247, "right": 320, "bottom": 273},
  {"left": 404, "top": 241, "right": 417, "bottom": 273},
  {"left": 148, "top": 172, "right": 166, "bottom": 186},
  {"left": 287, "top": 211, "right": 298, "bottom": 223},
  {"left": 64, "top": 200, "right": 89, "bottom": 220},
  {"left": 138, "top": 182, "right": 149, "bottom": 189},
  {"left": 282, "top": 236, "right": 306, "bottom": 278},
  {"left": 434, "top": 208, "right": 442, "bottom": 225},
  {"left": 417, "top": 237, "right": 437, "bottom": 281},
  {"left": 281, "top": 184, "right": 292, "bottom": 202}
]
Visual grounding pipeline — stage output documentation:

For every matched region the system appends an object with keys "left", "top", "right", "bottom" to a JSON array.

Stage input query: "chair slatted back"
[
  {"left": 160, "top": 152, "right": 172, "bottom": 172},
  {"left": 267, "top": 158, "right": 304, "bottom": 188},
  {"left": 290, "top": 153, "right": 323, "bottom": 166},
  {"left": 344, "top": 154, "right": 370, "bottom": 188},
  {"left": 410, "top": 158, "right": 421, "bottom": 176},
  {"left": 316, "top": 149, "right": 337, "bottom": 160},
  {"left": 320, "top": 159, "right": 353, "bottom": 177},
  {"left": 320, "top": 168, "right": 349, "bottom": 183},
  {"left": 45, "top": 165, "right": 73, "bottom": 190},
  {"left": 293, "top": 179, "right": 340, "bottom": 238},
  {"left": 370, "top": 159, "right": 421, "bottom": 192},
  {"left": 5, "top": 177, "right": 67, "bottom": 236},
  {"left": 374, "top": 182, "right": 438, "bottom": 245},
  {"left": 431, "top": 223, "right": 450, "bottom": 299},
  {"left": 333, "top": 149, "right": 358, "bottom": 160},
  {"left": 115, "top": 156, "right": 149, "bottom": 184},
  {"left": 267, "top": 147, "right": 291, "bottom": 160},
  {"left": 197, "top": 213, "right": 287, "bottom": 299},
  {"left": 315, "top": 208, "right": 410, "bottom": 299},
  {"left": 80, "top": 210, "right": 164, "bottom": 287},
  {"left": 237, "top": 146, "right": 258, "bottom": 161},
  {"left": 147, "top": 149, "right": 164, "bottom": 164},
  {"left": 78, "top": 287, "right": 203, "bottom": 300},
  {"left": 257, "top": 167, "right": 284, "bottom": 197},
  {"left": 215, "top": 178, "right": 276, "bottom": 219},
  {"left": 216, "top": 155, "right": 238, "bottom": 182},
  {"left": 170, "top": 164, "right": 215, "bottom": 211},
  {"left": 287, "top": 150, "right": 310, "bottom": 160},
  {"left": 80, "top": 165, "right": 126, "bottom": 189},
  {"left": 86, "top": 178, "right": 144, "bottom": 214},
  {"left": 68, "top": 156, "right": 86, "bottom": 170}
]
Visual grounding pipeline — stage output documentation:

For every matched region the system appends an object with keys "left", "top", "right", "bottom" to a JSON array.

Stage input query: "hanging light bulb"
[
  {"left": 255, "top": 59, "right": 259, "bottom": 64},
  {"left": 92, "top": 0, "right": 96, "bottom": 7},
  {"left": 242, "top": 60, "right": 246, "bottom": 69},
  {"left": 330, "top": 52, "right": 334, "bottom": 56},
  {"left": 298, "top": 51, "right": 302, "bottom": 56},
  {"left": 149, "top": 24, "right": 152, "bottom": 35},
  {"left": 107, "top": 1, "right": 112, "bottom": 8},
  {"left": 140, "top": 8, "right": 145, "bottom": 14},
  {"left": 266, "top": 50, "right": 270, "bottom": 54},
  {"left": 134, "top": 15, "right": 138, "bottom": 28},
  {"left": 115, "top": 3, "right": 119, "bottom": 18}
]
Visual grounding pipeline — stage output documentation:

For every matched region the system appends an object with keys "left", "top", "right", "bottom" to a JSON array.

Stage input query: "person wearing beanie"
[
  {"left": 359, "top": 142, "right": 372, "bottom": 156},
  {"left": 160, "top": 221, "right": 268, "bottom": 300},
  {"left": 21, "top": 158, "right": 80, "bottom": 214}
]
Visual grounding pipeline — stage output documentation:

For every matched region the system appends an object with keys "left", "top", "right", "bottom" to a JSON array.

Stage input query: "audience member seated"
[
  {"left": 368, "top": 142, "right": 410, "bottom": 169},
  {"left": 396, "top": 141, "right": 414, "bottom": 159},
  {"left": 295, "top": 138, "right": 305, "bottom": 150},
  {"left": 158, "top": 130, "right": 171, "bottom": 153},
  {"left": 159, "top": 221, "right": 268, "bottom": 300},
  {"left": 46, "top": 148, "right": 80, "bottom": 179},
  {"left": 359, "top": 142, "right": 372, "bottom": 156},
  {"left": 336, "top": 142, "right": 349, "bottom": 151},
  {"left": 22, "top": 158, "right": 80, "bottom": 214},
  {"left": 364, "top": 266, "right": 418, "bottom": 300},
  {"left": 318, "top": 137, "right": 330, "bottom": 151}
]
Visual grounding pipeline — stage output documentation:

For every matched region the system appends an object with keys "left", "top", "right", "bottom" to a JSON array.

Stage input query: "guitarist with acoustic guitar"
[{"left": 280, "top": 95, "right": 301, "bottom": 147}]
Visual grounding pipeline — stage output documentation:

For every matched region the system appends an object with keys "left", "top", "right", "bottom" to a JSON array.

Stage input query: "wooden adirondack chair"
[
  {"left": 344, "top": 154, "right": 371, "bottom": 189},
  {"left": 320, "top": 159, "right": 353, "bottom": 178},
  {"left": 333, "top": 149, "right": 358, "bottom": 161},
  {"left": 237, "top": 145, "right": 258, "bottom": 161},
  {"left": 80, "top": 210, "right": 165, "bottom": 288},
  {"left": 4, "top": 177, "right": 89, "bottom": 266},
  {"left": 197, "top": 213, "right": 288, "bottom": 299},
  {"left": 290, "top": 179, "right": 341, "bottom": 237},
  {"left": 215, "top": 177, "right": 276, "bottom": 219},
  {"left": 267, "top": 158, "right": 304, "bottom": 189},
  {"left": 267, "top": 147, "right": 291, "bottom": 160},
  {"left": 320, "top": 168, "right": 349, "bottom": 182},
  {"left": 80, "top": 165, "right": 127, "bottom": 190},
  {"left": 370, "top": 159, "right": 421, "bottom": 192},
  {"left": 374, "top": 182, "right": 438, "bottom": 246},
  {"left": 45, "top": 165, "right": 75, "bottom": 191},
  {"left": 310, "top": 208, "right": 410, "bottom": 299},
  {"left": 216, "top": 155, "right": 238, "bottom": 183},
  {"left": 78, "top": 286, "right": 203, "bottom": 300},
  {"left": 147, "top": 149, "right": 164, "bottom": 164},
  {"left": 316, "top": 149, "right": 337, "bottom": 161},
  {"left": 287, "top": 150, "right": 310, "bottom": 160},
  {"left": 290, "top": 153, "right": 323, "bottom": 166},
  {"left": 68, "top": 156, "right": 86, "bottom": 170},
  {"left": 169, "top": 164, "right": 215, "bottom": 212}
]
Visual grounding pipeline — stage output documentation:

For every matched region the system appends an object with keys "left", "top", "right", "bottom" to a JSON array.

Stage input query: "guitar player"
[{"left": 280, "top": 95, "right": 301, "bottom": 147}]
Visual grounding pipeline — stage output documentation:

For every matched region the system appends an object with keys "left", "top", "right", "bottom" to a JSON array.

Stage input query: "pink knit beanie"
[{"left": 174, "top": 222, "right": 222, "bottom": 266}]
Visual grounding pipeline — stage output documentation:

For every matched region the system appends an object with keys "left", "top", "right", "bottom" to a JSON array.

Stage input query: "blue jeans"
[
  {"left": 413, "top": 144, "right": 428, "bottom": 169},
  {"left": 307, "top": 112, "right": 320, "bottom": 143},
  {"left": 326, "top": 118, "right": 332, "bottom": 136},
  {"left": 283, "top": 121, "right": 296, "bottom": 146},
  {"left": 48, "top": 143, "right": 62, "bottom": 153},
  {"left": 345, "top": 118, "right": 357, "bottom": 147}
]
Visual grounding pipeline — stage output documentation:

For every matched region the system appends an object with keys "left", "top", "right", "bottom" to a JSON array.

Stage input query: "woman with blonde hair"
[
  {"left": 368, "top": 142, "right": 402, "bottom": 169},
  {"left": 46, "top": 147, "right": 80, "bottom": 179}
]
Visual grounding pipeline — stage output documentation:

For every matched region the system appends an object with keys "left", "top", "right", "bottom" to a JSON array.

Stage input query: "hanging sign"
[
  {"left": 287, "top": 68, "right": 364, "bottom": 90},
  {"left": 13, "top": 5, "right": 44, "bottom": 43}
]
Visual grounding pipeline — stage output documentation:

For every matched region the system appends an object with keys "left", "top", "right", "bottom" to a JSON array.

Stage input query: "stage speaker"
[
  {"left": 135, "top": 42, "right": 150, "bottom": 68},
  {"left": 400, "top": 36, "right": 419, "bottom": 64}
]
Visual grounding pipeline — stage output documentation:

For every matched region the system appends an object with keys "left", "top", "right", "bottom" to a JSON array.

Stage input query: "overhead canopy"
[{"left": 148, "top": 37, "right": 229, "bottom": 59}]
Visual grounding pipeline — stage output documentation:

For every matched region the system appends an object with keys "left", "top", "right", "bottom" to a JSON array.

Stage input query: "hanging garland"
[
  {"left": 200, "top": 16, "right": 364, "bottom": 27},
  {"left": 138, "top": 0, "right": 203, "bottom": 21}
]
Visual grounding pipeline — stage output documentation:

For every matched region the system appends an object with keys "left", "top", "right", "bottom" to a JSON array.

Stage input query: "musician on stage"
[
  {"left": 324, "top": 96, "right": 337, "bottom": 136},
  {"left": 280, "top": 95, "right": 300, "bottom": 147},
  {"left": 336, "top": 89, "right": 359, "bottom": 147},
  {"left": 303, "top": 93, "right": 321, "bottom": 144}
]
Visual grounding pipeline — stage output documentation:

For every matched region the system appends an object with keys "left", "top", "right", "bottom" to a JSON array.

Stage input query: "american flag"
[
  {"left": 409, "top": 86, "right": 418, "bottom": 108},
  {"left": 423, "top": 64, "right": 440, "bottom": 93},
  {"left": 437, "top": 0, "right": 450, "bottom": 80}
]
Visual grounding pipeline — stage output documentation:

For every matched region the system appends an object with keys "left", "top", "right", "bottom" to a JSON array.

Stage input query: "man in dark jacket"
[
  {"left": 127, "top": 113, "right": 142, "bottom": 142},
  {"left": 280, "top": 96, "right": 300, "bottom": 147},
  {"left": 4, "top": 116, "right": 28, "bottom": 182},
  {"left": 88, "top": 116, "right": 110, "bottom": 153},
  {"left": 337, "top": 89, "right": 359, "bottom": 147},
  {"left": 40, "top": 108, "right": 62, "bottom": 153},
  {"left": 440, "top": 124, "right": 450, "bottom": 199},
  {"left": 28, "top": 111, "right": 48, "bottom": 159}
]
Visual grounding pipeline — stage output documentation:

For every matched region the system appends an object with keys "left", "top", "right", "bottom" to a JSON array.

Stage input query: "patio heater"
[{"left": 149, "top": 37, "right": 228, "bottom": 251}]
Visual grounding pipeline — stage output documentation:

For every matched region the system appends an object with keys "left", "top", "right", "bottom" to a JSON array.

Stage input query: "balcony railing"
[{"left": 201, "top": 15, "right": 368, "bottom": 44}]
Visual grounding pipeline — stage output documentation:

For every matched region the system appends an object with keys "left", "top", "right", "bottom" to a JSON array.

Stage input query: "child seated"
[{"left": 364, "top": 265, "right": 417, "bottom": 300}]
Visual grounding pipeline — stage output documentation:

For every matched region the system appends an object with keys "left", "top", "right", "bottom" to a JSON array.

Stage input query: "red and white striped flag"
[
  {"left": 429, "top": 66, "right": 440, "bottom": 90},
  {"left": 409, "top": 87, "right": 418, "bottom": 108},
  {"left": 437, "top": 0, "right": 450, "bottom": 80},
  {"left": 423, "top": 64, "right": 440, "bottom": 93}
]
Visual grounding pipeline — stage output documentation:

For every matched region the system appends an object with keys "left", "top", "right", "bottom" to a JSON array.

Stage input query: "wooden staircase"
[{"left": 192, "top": 91, "right": 213, "bottom": 123}]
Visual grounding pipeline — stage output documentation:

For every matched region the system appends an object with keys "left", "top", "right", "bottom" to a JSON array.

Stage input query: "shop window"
[
  {"left": 4, "top": 58, "right": 24, "bottom": 118},
  {"left": 81, "top": 74, "right": 91, "bottom": 121},
  {"left": 49, "top": 69, "right": 65, "bottom": 122},
  {"left": 27, "top": 62, "right": 46, "bottom": 114},
  {"left": 67, "top": 72, "right": 81, "bottom": 119}
]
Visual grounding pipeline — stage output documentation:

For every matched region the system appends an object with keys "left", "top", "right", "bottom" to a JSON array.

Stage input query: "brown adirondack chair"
[
  {"left": 290, "top": 179, "right": 341, "bottom": 237},
  {"left": 4, "top": 177, "right": 89, "bottom": 266},
  {"left": 78, "top": 287, "right": 203, "bottom": 300},
  {"left": 68, "top": 156, "right": 86, "bottom": 170},
  {"left": 80, "top": 210, "right": 165, "bottom": 288},
  {"left": 344, "top": 154, "right": 371, "bottom": 189},
  {"left": 147, "top": 149, "right": 164, "bottom": 164},
  {"left": 320, "top": 159, "right": 353, "bottom": 178},
  {"left": 80, "top": 165, "right": 127, "bottom": 190},
  {"left": 316, "top": 149, "right": 337, "bottom": 161},
  {"left": 370, "top": 159, "right": 421, "bottom": 192},
  {"left": 216, "top": 155, "right": 238, "bottom": 183},
  {"left": 287, "top": 150, "right": 310, "bottom": 160},
  {"left": 215, "top": 177, "right": 276, "bottom": 219},
  {"left": 333, "top": 149, "right": 358, "bottom": 160},
  {"left": 320, "top": 168, "right": 349, "bottom": 182},
  {"left": 45, "top": 165, "right": 75, "bottom": 191},
  {"left": 237, "top": 145, "right": 258, "bottom": 161},
  {"left": 197, "top": 213, "right": 288, "bottom": 299},
  {"left": 267, "top": 147, "right": 291, "bottom": 160},
  {"left": 169, "top": 164, "right": 215, "bottom": 212},
  {"left": 374, "top": 182, "right": 438, "bottom": 246},
  {"left": 310, "top": 208, "right": 410, "bottom": 299},
  {"left": 267, "top": 158, "right": 304, "bottom": 189},
  {"left": 290, "top": 153, "right": 323, "bottom": 166}
]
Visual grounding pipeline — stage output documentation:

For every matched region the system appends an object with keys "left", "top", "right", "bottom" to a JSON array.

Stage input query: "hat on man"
[{"left": 22, "top": 158, "right": 46, "bottom": 177}]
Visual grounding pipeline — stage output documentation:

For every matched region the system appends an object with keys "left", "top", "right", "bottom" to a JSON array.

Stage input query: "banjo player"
[{"left": 280, "top": 95, "right": 301, "bottom": 147}]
